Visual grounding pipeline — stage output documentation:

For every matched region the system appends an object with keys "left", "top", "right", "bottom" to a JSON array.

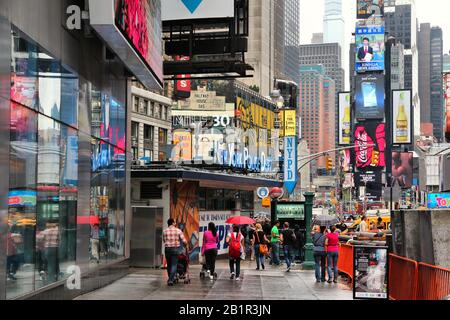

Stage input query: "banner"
[
  {"left": 172, "top": 130, "right": 192, "bottom": 161},
  {"left": 355, "top": 25, "right": 385, "bottom": 73},
  {"left": 392, "top": 152, "right": 413, "bottom": 188},
  {"left": 353, "top": 246, "right": 389, "bottom": 300},
  {"left": 284, "top": 136, "right": 298, "bottom": 195},
  {"left": 355, "top": 172, "right": 382, "bottom": 202},
  {"left": 427, "top": 193, "right": 450, "bottom": 209},
  {"left": 355, "top": 74, "right": 385, "bottom": 119},
  {"left": 275, "top": 203, "right": 305, "bottom": 220},
  {"left": 357, "top": 0, "right": 384, "bottom": 19},
  {"left": 284, "top": 110, "right": 297, "bottom": 137},
  {"left": 338, "top": 92, "right": 352, "bottom": 145},
  {"left": 354, "top": 122, "right": 386, "bottom": 170},
  {"left": 392, "top": 90, "right": 412, "bottom": 145},
  {"left": 199, "top": 211, "right": 233, "bottom": 255}
]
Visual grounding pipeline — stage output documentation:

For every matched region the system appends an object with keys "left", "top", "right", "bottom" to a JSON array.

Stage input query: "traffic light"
[{"left": 326, "top": 157, "right": 333, "bottom": 171}]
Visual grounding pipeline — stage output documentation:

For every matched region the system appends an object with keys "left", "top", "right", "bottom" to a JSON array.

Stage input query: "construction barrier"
[
  {"left": 337, "top": 243, "right": 354, "bottom": 282},
  {"left": 417, "top": 262, "right": 450, "bottom": 300},
  {"left": 389, "top": 254, "right": 418, "bottom": 300}
]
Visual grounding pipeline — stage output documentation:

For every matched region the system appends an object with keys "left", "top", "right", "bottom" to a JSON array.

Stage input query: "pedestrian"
[
  {"left": 263, "top": 219, "right": 272, "bottom": 239},
  {"left": 253, "top": 223, "right": 269, "bottom": 270},
  {"left": 325, "top": 226, "right": 340, "bottom": 283},
  {"left": 311, "top": 225, "right": 327, "bottom": 283},
  {"left": 37, "top": 221, "right": 61, "bottom": 283},
  {"left": 163, "top": 218, "right": 188, "bottom": 286},
  {"left": 248, "top": 224, "right": 256, "bottom": 261},
  {"left": 376, "top": 217, "right": 386, "bottom": 230},
  {"left": 226, "top": 225, "right": 244, "bottom": 281},
  {"left": 90, "top": 223, "right": 100, "bottom": 263},
  {"left": 270, "top": 221, "right": 281, "bottom": 266},
  {"left": 293, "top": 225, "right": 305, "bottom": 262},
  {"left": 201, "top": 222, "right": 219, "bottom": 280},
  {"left": 280, "top": 222, "right": 296, "bottom": 272}
]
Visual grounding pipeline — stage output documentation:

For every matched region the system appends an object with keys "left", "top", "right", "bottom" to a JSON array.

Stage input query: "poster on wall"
[
  {"left": 354, "top": 172, "right": 382, "bottom": 202},
  {"left": 199, "top": 211, "right": 233, "bottom": 256},
  {"left": 353, "top": 246, "right": 389, "bottom": 300},
  {"left": 357, "top": 0, "right": 384, "bottom": 19},
  {"left": 170, "top": 181, "right": 200, "bottom": 261},
  {"left": 354, "top": 122, "right": 386, "bottom": 170},
  {"left": 338, "top": 92, "right": 352, "bottom": 145},
  {"left": 392, "top": 90, "right": 412, "bottom": 145},
  {"left": 355, "top": 74, "right": 385, "bottom": 120},
  {"left": 392, "top": 152, "right": 413, "bottom": 188},
  {"left": 355, "top": 25, "right": 385, "bottom": 73}
]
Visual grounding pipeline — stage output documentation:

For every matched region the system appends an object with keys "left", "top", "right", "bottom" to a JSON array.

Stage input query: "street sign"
[
  {"left": 257, "top": 187, "right": 270, "bottom": 199},
  {"left": 284, "top": 136, "right": 298, "bottom": 195},
  {"left": 262, "top": 198, "right": 271, "bottom": 208}
]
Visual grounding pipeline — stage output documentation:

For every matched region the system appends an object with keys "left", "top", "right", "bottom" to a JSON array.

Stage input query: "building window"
[
  {"left": 158, "top": 128, "right": 168, "bottom": 161},
  {"left": 133, "top": 96, "right": 138, "bottom": 112}
]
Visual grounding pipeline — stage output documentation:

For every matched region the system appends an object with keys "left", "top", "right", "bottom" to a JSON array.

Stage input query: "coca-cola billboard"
[{"left": 354, "top": 122, "right": 386, "bottom": 170}]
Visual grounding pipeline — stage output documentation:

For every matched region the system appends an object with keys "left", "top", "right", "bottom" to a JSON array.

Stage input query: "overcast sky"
[{"left": 300, "top": 0, "right": 450, "bottom": 89}]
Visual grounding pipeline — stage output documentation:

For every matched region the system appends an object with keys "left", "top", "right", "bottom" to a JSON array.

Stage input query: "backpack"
[{"left": 229, "top": 233, "right": 241, "bottom": 259}]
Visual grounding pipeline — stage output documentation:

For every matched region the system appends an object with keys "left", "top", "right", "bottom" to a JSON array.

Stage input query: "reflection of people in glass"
[
  {"left": 91, "top": 223, "right": 100, "bottom": 263},
  {"left": 6, "top": 231, "right": 22, "bottom": 280},
  {"left": 358, "top": 38, "right": 374, "bottom": 61},
  {"left": 37, "top": 221, "right": 60, "bottom": 283}
]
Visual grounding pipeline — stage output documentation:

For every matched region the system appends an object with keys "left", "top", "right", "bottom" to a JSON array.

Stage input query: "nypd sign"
[
  {"left": 162, "top": 0, "right": 235, "bottom": 21},
  {"left": 284, "top": 137, "right": 298, "bottom": 195}
]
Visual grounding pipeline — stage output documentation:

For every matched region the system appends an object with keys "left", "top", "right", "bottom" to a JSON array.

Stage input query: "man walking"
[
  {"left": 280, "top": 222, "right": 296, "bottom": 272},
  {"left": 163, "top": 219, "right": 188, "bottom": 286},
  {"left": 270, "top": 221, "right": 281, "bottom": 266}
]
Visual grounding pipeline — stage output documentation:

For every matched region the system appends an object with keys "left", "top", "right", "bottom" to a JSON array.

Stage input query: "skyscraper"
[
  {"left": 283, "top": 0, "right": 300, "bottom": 82},
  {"left": 323, "top": 0, "right": 345, "bottom": 48}
]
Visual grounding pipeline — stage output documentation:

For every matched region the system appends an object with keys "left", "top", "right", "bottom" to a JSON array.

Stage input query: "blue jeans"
[
  {"left": 271, "top": 243, "right": 280, "bottom": 265},
  {"left": 327, "top": 251, "right": 339, "bottom": 281},
  {"left": 254, "top": 244, "right": 265, "bottom": 269},
  {"left": 284, "top": 245, "right": 293, "bottom": 268},
  {"left": 165, "top": 247, "right": 179, "bottom": 283},
  {"left": 314, "top": 251, "right": 327, "bottom": 281}
]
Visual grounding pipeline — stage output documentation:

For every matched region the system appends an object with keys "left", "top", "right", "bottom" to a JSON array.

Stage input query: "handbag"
[{"left": 256, "top": 231, "right": 268, "bottom": 255}]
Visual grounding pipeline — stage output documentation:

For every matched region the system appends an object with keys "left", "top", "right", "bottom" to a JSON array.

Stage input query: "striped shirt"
[
  {"left": 163, "top": 226, "right": 186, "bottom": 248},
  {"left": 40, "top": 227, "right": 60, "bottom": 248}
]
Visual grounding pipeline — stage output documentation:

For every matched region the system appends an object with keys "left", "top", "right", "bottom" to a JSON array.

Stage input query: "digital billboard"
[
  {"left": 175, "top": 56, "right": 191, "bottom": 99},
  {"left": 427, "top": 193, "right": 450, "bottom": 209},
  {"left": 445, "top": 73, "right": 450, "bottom": 143},
  {"left": 355, "top": 172, "right": 382, "bottom": 202},
  {"left": 357, "top": 0, "right": 384, "bottom": 19},
  {"left": 392, "top": 90, "right": 412, "bottom": 145},
  {"left": 354, "top": 122, "right": 386, "bottom": 170},
  {"left": 355, "top": 25, "right": 385, "bottom": 72},
  {"left": 339, "top": 92, "right": 352, "bottom": 145},
  {"left": 162, "top": 0, "right": 235, "bottom": 21},
  {"left": 392, "top": 152, "right": 413, "bottom": 189},
  {"left": 355, "top": 74, "right": 385, "bottom": 120}
]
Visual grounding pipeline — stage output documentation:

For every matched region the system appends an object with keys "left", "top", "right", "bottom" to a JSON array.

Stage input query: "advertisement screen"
[
  {"left": 355, "top": 74, "right": 385, "bottom": 120},
  {"left": 115, "top": 0, "right": 163, "bottom": 84},
  {"left": 355, "top": 172, "right": 382, "bottom": 202},
  {"left": 392, "top": 152, "right": 413, "bottom": 188},
  {"left": 162, "top": 0, "right": 235, "bottom": 21},
  {"left": 392, "top": 90, "right": 412, "bottom": 145},
  {"left": 427, "top": 193, "right": 450, "bottom": 209},
  {"left": 353, "top": 246, "right": 389, "bottom": 300},
  {"left": 275, "top": 203, "right": 305, "bottom": 220},
  {"left": 355, "top": 26, "right": 385, "bottom": 72},
  {"left": 341, "top": 149, "right": 352, "bottom": 172},
  {"left": 354, "top": 122, "right": 386, "bottom": 170},
  {"left": 357, "top": 0, "right": 384, "bottom": 19},
  {"left": 444, "top": 73, "right": 450, "bottom": 142},
  {"left": 339, "top": 92, "right": 352, "bottom": 145}
]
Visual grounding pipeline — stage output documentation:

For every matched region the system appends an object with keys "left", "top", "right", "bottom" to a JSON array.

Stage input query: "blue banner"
[{"left": 284, "top": 137, "right": 298, "bottom": 195}]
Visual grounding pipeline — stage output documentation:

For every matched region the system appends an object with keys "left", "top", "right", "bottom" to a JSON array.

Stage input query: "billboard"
[
  {"left": 357, "top": 0, "right": 384, "bottom": 19},
  {"left": 199, "top": 211, "right": 233, "bottom": 255},
  {"left": 340, "top": 149, "right": 352, "bottom": 172},
  {"left": 355, "top": 172, "right": 382, "bottom": 202},
  {"left": 338, "top": 92, "right": 352, "bottom": 145},
  {"left": 355, "top": 74, "right": 385, "bottom": 120},
  {"left": 354, "top": 122, "right": 386, "bottom": 170},
  {"left": 353, "top": 246, "right": 389, "bottom": 300},
  {"left": 392, "top": 152, "right": 413, "bottom": 189},
  {"left": 162, "top": 0, "right": 235, "bottom": 21},
  {"left": 355, "top": 25, "right": 385, "bottom": 73},
  {"left": 444, "top": 73, "right": 450, "bottom": 142},
  {"left": 175, "top": 56, "right": 191, "bottom": 99},
  {"left": 427, "top": 193, "right": 450, "bottom": 209},
  {"left": 172, "top": 130, "right": 192, "bottom": 162},
  {"left": 275, "top": 203, "right": 305, "bottom": 221},
  {"left": 284, "top": 109, "right": 297, "bottom": 137},
  {"left": 392, "top": 90, "right": 412, "bottom": 145}
]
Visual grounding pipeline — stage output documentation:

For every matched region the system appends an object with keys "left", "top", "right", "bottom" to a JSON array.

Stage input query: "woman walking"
[
  {"left": 226, "top": 225, "right": 244, "bottom": 281},
  {"left": 202, "top": 222, "right": 219, "bottom": 280},
  {"left": 325, "top": 226, "right": 340, "bottom": 283},
  {"left": 311, "top": 225, "right": 327, "bottom": 283},
  {"left": 253, "top": 224, "right": 269, "bottom": 270}
]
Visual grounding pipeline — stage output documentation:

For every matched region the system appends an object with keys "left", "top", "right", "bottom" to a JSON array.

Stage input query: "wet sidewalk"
[{"left": 75, "top": 260, "right": 353, "bottom": 300}]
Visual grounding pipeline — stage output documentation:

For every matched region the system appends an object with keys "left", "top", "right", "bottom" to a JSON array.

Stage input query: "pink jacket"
[{"left": 202, "top": 231, "right": 219, "bottom": 255}]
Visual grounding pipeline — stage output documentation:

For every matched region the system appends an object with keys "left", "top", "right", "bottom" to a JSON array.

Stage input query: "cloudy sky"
[{"left": 300, "top": 0, "right": 450, "bottom": 89}]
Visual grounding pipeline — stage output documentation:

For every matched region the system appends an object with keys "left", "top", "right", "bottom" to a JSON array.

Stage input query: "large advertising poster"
[
  {"left": 338, "top": 92, "right": 352, "bottom": 145},
  {"left": 427, "top": 193, "right": 450, "bottom": 209},
  {"left": 353, "top": 246, "right": 389, "bottom": 300},
  {"left": 355, "top": 25, "right": 385, "bottom": 73},
  {"left": 357, "top": 0, "right": 384, "bottom": 19},
  {"left": 355, "top": 172, "right": 382, "bottom": 202},
  {"left": 355, "top": 74, "right": 385, "bottom": 120},
  {"left": 162, "top": 0, "right": 235, "bottom": 21},
  {"left": 172, "top": 130, "right": 192, "bottom": 162},
  {"left": 275, "top": 203, "right": 305, "bottom": 221},
  {"left": 392, "top": 90, "right": 412, "bottom": 145},
  {"left": 392, "top": 152, "right": 413, "bottom": 188},
  {"left": 199, "top": 211, "right": 233, "bottom": 256},
  {"left": 340, "top": 149, "right": 352, "bottom": 172},
  {"left": 444, "top": 73, "right": 450, "bottom": 143},
  {"left": 354, "top": 122, "right": 386, "bottom": 170},
  {"left": 115, "top": 0, "right": 163, "bottom": 84}
]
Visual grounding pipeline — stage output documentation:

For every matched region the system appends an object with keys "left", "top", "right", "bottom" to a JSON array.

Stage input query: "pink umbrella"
[{"left": 226, "top": 216, "right": 256, "bottom": 225}]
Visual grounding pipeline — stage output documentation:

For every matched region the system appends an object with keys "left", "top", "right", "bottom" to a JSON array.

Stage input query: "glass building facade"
[{"left": 0, "top": 2, "right": 131, "bottom": 300}]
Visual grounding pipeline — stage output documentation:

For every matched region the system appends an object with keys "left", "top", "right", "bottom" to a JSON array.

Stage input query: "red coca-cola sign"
[{"left": 354, "top": 122, "right": 386, "bottom": 169}]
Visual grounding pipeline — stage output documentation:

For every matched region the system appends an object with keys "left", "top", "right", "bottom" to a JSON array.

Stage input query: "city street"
[{"left": 75, "top": 260, "right": 352, "bottom": 301}]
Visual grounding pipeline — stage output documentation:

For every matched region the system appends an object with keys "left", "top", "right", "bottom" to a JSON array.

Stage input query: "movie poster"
[{"left": 354, "top": 122, "right": 386, "bottom": 170}]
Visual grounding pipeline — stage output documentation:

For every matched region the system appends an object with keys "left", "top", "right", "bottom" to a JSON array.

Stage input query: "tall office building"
[
  {"left": 274, "top": 0, "right": 285, "bottom": 81},
  {"left": 444, "top": 53, "right": 450, "bottom": 73},
  {"left": 283, "top": 0, "right": 300, "bottom": 82},
  {"left": 385, "top": 0, "right": 420, "bottom": 136},
  {"left": 299, "top": 65, "right": 336, "bottom": 172},
  {"left": 419, "top": 24, "right": 444, "bottom": 141},
  {"left": 323, "top": 0, "right": 344, "bottom": 48}
]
